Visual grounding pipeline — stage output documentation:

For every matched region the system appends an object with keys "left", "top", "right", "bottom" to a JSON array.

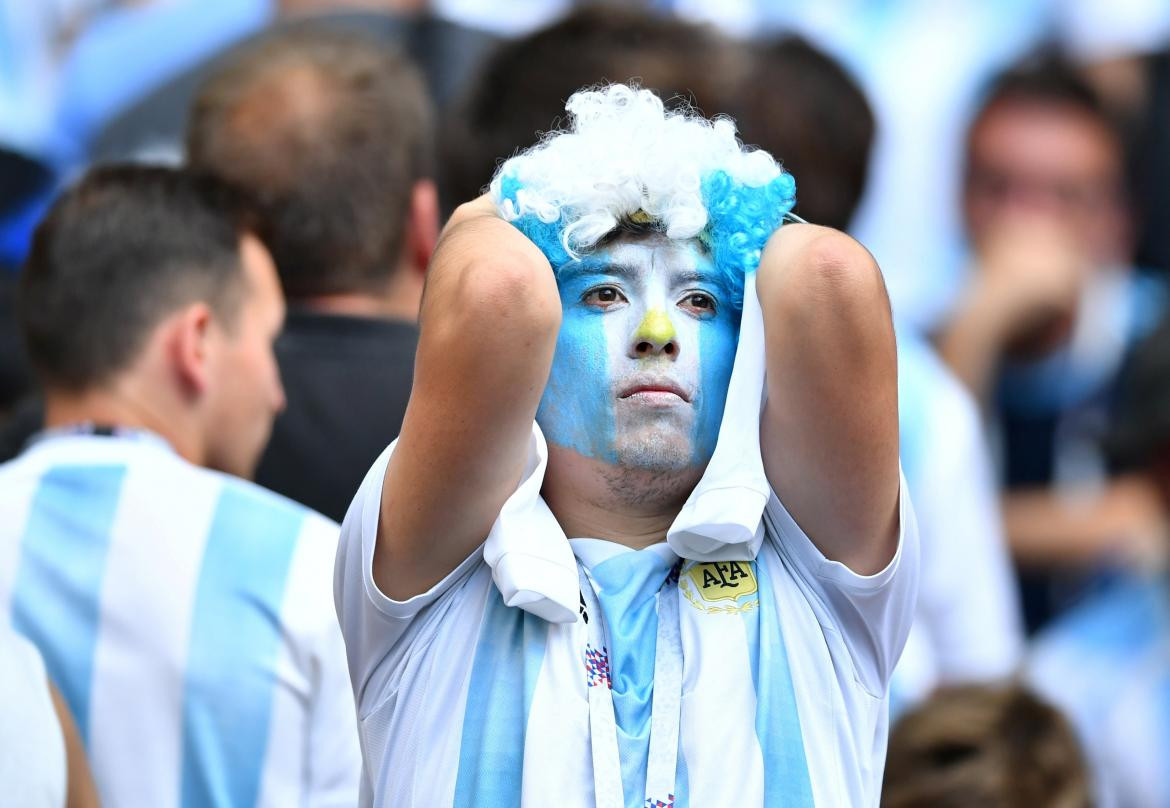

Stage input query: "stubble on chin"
[{"left": 604, "top": 431, "right": 706, "bottom": 508}]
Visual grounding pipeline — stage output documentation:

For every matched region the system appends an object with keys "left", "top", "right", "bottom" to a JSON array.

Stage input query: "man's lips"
[{"left": 617, "top": 380, "right": 691, "bottom": 403}]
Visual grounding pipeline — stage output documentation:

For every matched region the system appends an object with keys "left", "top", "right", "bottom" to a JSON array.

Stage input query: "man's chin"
[{"left": 613, "top": 429, "right": 703, "bottom": 473}]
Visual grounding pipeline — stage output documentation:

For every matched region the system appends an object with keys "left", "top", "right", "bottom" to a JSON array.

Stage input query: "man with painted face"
[{"left": 335, "top": 85, "right": 917, "bottom": 807}]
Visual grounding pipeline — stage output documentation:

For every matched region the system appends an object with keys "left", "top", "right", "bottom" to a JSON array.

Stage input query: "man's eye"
[
  {"left": 583, "top": 286, "right": 625, "bottom": 306},
  {"left": 681, "top": 292, "right": 716, "bottom": 314}
]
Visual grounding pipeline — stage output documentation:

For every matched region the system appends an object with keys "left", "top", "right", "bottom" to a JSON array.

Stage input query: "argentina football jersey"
[
  {"left": 336, "top": 424, "right": 918, "bottom": 807},
  {"left": 0, "top": 431, "right": 361, "bottom": 808}
]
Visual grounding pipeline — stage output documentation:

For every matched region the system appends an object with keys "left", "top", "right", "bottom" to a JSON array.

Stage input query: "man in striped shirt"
[
  {"left": 337, "top": 85, "right": 916, "bottom": 807},
  {"left": 0, "top": 166, "right": 361, "bottom": 807}
]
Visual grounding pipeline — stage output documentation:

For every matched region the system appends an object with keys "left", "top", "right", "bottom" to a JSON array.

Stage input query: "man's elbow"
[
  {"left": 762, "top": 226, "right": 892, "bottom": 325},
  {"left": 431, "top": 251, "right": 561, "bottom": 345},
  {"left": 800, "top": 230, "right": 887, "bottom": 310}
]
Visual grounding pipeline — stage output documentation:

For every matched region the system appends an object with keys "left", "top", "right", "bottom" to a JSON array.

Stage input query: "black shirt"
[{"left": 255, "top": 308, "right": 417, "bottom": 522}]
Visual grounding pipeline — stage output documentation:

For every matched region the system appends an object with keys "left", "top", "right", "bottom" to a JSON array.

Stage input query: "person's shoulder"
[{"left": 202, "top": 466, "right": 341, "bottom": 544}]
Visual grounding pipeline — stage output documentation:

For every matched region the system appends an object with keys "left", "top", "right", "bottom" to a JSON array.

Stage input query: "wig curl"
[{"left": 491, "top": 84, "right": 796, "bottom": 305}]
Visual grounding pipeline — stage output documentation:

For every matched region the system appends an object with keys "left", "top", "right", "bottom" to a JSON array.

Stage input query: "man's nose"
[{"left": 629, "top": 308, "right": 679, "bottom": 359}]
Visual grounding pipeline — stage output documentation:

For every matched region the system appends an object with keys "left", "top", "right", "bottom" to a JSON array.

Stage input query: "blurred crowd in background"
[{"left": 4, "top": 0, "right": 1170, "bottom": 806}]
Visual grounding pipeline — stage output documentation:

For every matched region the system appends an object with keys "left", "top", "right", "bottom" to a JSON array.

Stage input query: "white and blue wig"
[{"left": 490, "top": 83, "right": 796, "bottom": 307}]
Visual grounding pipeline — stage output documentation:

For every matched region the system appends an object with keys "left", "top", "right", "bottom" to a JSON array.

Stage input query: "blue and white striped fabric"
[
  {"left": 0, "top": 432, "right": 361, "bottom": 808},
  {"left": 1029, "top": 574, "right": 1170, "bottom": 808},
  {"left": 336, "top": 429, "right": 918, "bottom": 807}
]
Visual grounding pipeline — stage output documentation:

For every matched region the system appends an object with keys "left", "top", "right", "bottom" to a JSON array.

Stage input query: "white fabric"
[
  {"left": 0, "top": 623, "right": 66, "bottom": 808},
  {"left": 0, "top": 434, "right": 361, "bottom": 808},
  {"left": 892, "top": 337, "right": 1023, "bottom": 705},
  {"left": 335, "top": 430, "right": 918, "bottom": 807}
]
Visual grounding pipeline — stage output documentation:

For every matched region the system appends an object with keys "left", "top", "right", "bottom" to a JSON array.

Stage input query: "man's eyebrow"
[
  {"left": 674, "top": 267, "right": 731, "bottom": 293},
  {"left": 556, "top": 260, "right": 639, "bottom": 283}
]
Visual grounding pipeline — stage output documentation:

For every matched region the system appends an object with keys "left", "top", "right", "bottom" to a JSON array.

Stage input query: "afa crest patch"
[{"left": 679, "top": 561, "right": 758, "bottom": 614}]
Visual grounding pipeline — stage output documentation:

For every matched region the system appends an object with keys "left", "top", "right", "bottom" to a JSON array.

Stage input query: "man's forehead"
[{"left": 563, "top": 235, "right": 715, "bottom": 280}]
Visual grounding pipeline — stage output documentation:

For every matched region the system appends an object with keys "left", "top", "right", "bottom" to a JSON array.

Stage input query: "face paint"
[{"left": 536, "top": 234, "right": 741, "bottom": 471}]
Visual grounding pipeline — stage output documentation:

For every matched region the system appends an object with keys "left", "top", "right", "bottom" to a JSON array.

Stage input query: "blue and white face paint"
[{"left": 537, "top": 233, "right": 741, "bottom": 471}]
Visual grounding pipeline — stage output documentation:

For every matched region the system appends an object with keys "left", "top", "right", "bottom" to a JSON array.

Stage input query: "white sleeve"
[
  {"left": 333, "top": 441, "right": 485, "bottom": 717},
  {"left": 910, "top": 377, "right": 1023, "bottom": 685},
  {"left": 764, "top": 473, "right": 919, "bottom": 696}
]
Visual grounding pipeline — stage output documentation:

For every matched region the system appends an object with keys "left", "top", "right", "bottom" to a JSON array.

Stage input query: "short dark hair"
[
  {"left": 883, "top": 683, "right": 1091, "bottom": 808},
  {"left": 968, "top": 50, "right": 1125, "bottom": 184},
  {"left": 440, "top": 5, "right": 738, "bottom": 214},
  {"left": 731, "top": 36, "right": 875, "bottom": 231},
  {"left": 187, "top": 23, "right": 432, "bottom": 299},
  {"left": 20, "top": 165, "right": 250, "bottom": 392},
  {"left": 976, "top": 50, "right": 1109, "bottom": 127}
]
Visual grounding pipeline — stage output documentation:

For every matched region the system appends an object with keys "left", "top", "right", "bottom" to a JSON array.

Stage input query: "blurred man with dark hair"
[
  {"left": 883, "top": 683, "right": 1090, "bottom": 808},
  {"left": 732, "top": 37, "right": 874, "bottom": 232},
  {"left": 0, "top": 166, "right": 360, "bottom": 807},
  {"left": 1029, "top": 310, "right": 1170, "bottom": 808},
  {"left": 735, "top": 36, "right": 1023, "bottom": 707},
  {"left": 188, "top": 25, "right": 438, "bottom": 521},
  {"left": 937, "top": 51, "right": 1165, "bottom": 630},
  {"left": 440, "top": 4, "right": 739, "bottom": 214}
]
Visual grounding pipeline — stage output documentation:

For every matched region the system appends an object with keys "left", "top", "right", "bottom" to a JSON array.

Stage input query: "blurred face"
[
  {"left": 537, "top": 233, "right": 741, "bottom": 473},
  {"left": 964, "top": 99, "right": 1128, "bottom": 263},
  {"left": 202, "top": 235, "right": 286, "bottom": 478}
]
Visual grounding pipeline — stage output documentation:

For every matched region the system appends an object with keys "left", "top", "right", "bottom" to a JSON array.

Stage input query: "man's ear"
[
  {"left": 168, "top": 302, "right": 215, "bottom": 396},
  {"left": 405, "top": 178, "right": 440, "bottom": 275}
]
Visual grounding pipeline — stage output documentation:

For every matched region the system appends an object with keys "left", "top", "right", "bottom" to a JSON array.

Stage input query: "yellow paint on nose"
[{"left": 634, "top": 308, "right": 676, "bottom": 345}]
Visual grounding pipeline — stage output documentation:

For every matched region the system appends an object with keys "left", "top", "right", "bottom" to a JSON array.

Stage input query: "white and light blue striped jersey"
[
  {"left": 0, "top": 432, "right": 362, "bottom": 808},
  {"left": 1029, "top": 574, "right": 1170, "bottom": 808},
  {"left": 336, "top": 435, "right": 918, "bottom": 807}
]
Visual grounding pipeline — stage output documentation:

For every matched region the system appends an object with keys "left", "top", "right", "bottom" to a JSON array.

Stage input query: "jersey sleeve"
[
  {"left": 764, "top": 471, "right": 919, "bottom": 697},
  {"left": 333, "top": 441, "right": 486, "bottom": 719}
]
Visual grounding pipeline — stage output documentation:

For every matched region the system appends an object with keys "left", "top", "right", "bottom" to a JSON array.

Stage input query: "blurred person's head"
[
  {"left": 20, "top": 165, "right": 285, "bottom": 478},
  {"left": 491, "top": 84, "right": 794, "bottom": 507},
  {"left": 733, "top": 36, "right": 874, "bottom": 231},
  {"left": 441, "top": 4, "right": 740, "bottom": 214},
  {"left": 964, "top": 52, "right": 1130, "bottom": 268},
  {"left": 883, "top": 683, "right": 1091, "bottom": 808},
  {"left": 187, "top": 25, "right": 436, "bottom": 316}
]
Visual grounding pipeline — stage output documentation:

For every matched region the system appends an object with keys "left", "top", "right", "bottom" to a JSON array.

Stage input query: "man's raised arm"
[
  {"left": 374, "top": 198, "right": 560, "bottom": 600},
  {"left": 758, "top": 224, "right": 901, "bottom": 576}
]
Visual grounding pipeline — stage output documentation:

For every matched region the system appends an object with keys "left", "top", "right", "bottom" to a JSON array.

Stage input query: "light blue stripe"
[
  {"left": 453, "top": 588, "right": 548, "bottom": 805},
  {"left": 591, "top": 551, "right": 674, "bottom": 807},
  {"left": 538, "top": 272, "right": 616, "bottom": 461},
  {"left": 674, "top": 741, "right": 689, "bottom": 808},
  {"left": 750, "top": 558, "right": 814, "bottom": 805},
  {"left": 11, "top": 464, "right": 127, "bottom": 745},
  {"left": 694, "top": 303, "right": 740, "bottom": 463},
  {"left": 179, "top": 484, "right": 303, "bottom": 808}
]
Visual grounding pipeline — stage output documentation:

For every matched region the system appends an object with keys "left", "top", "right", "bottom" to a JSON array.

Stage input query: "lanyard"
[{"left": 578, "top": 563, "right": 682, "bottom": 808}]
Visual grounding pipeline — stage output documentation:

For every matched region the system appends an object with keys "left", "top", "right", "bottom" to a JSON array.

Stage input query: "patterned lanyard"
[{"left": 577, "top": 563, "right": 683, "bottom": 808}]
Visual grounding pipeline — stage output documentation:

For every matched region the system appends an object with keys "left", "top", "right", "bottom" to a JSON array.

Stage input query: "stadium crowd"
[{"left": 3, "top": 1, "right": 1170, "bottom": 806}]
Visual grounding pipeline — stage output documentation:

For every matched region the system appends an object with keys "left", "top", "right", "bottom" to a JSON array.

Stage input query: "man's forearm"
[
  {"left": 375, "top": 204, "right": 561, "bottom": 600},
  {"left": 757, "top": 224, "right": 901, "bottom": 575}
]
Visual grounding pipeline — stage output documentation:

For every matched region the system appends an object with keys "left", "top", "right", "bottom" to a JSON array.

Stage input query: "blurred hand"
[{"left": 972, "top": 213, "right": 1090, "bottom": 355}]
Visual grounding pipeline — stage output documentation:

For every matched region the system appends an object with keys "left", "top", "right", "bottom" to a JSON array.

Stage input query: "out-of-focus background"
[{"left": 5, "top": 1, "right": 1170, "bottom": 806}]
